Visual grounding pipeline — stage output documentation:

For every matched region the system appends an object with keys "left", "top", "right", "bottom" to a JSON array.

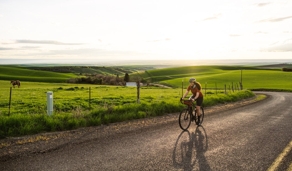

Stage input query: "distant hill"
[
  {"left": 256, "top": 63, "right": 292, "bottom": 69},
  {"left": 0, "top": 65, "right": 158, "bottom": 83},
  {"left": 129, "top": 65, "right": 292, "bottom": 90},
  {"left": 23, "top": 65, "right": 157, "bottom": 75},
  {"left": 0, "top": 66, "right": 76, "bottom": 83},
  {"left": 130, "top": 65, "right": 268, "bottom": 83}
]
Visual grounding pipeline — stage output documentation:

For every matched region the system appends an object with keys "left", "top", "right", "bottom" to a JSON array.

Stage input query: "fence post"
[
  {"left": 205, "top": 82, "right": 207, "bottom": 97},
  {"left": 89, "top": 87, "right": 91, "bottom": 109},
  {"left": 240, "top": 69, "right": 243, "bottom": 90},
  {"left": 181, "top": 80, "right": 183, "bottom": 98},
  {"left": 137, "top": 81, "right": 140, "bottom": 103},
  {"left": 47, "top": 91, "right": 53, "bottom": 116},
  {"left": 215, "top": 83, "right": 217, "bottom": 95},
  {"left": 8, "top": 87, "right": 12, "bottom": 116},
  {"left": 238, "top": 83, "right": 240, "bottom": 91}
]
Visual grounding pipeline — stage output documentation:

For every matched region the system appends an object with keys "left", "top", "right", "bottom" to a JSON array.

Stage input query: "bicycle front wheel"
[{"left": 179, "top": 108, "right": 192, "bottom": 130}]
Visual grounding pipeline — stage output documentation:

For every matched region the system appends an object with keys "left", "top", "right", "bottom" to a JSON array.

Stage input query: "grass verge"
[{"left": 0, "top": 90, "right": 255, "bottom": 139}]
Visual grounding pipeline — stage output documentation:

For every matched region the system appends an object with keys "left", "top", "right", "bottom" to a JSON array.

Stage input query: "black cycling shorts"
[{"left": 191, "top": 96, "right": 203, "bottom": 106}]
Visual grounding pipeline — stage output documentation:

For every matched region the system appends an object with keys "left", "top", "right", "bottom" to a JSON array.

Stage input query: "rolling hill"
[
  {"left": 0, "top": 66, "right": 76, "bottom": 83},
  {"left": 130, "top": 65, "right": 292, "bottom": 90}
]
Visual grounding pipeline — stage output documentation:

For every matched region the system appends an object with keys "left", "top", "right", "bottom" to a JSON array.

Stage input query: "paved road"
[{"left": 1, "top": 91, "right": 292, "bottom": 171}]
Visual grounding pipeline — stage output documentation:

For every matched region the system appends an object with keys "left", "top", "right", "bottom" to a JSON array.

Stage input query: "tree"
[{"left": 124, "top": 73, "right": 130, "bottom": 82}]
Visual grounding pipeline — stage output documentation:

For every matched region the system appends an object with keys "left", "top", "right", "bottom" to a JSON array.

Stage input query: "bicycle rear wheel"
[
  {"left": 194, "top": 107, "right": 204, "bottom": 125},
  {"left": 179, "top": 108, "right": 192, "bottom": 130}
]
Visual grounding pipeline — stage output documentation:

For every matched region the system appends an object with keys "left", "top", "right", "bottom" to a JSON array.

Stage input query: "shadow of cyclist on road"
[
  {"left": 193, "top": 125, "right": 211, "bottom": 170},
  {"left": 172, "top": 126, "right": 210, "bottom": 171}
]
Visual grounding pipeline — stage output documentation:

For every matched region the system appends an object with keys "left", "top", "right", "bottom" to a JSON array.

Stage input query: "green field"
[
  {"left": 0, "top": 81, "right": 183, "bottom": 115},
  {"left": 0, "top": 80, "right": 254, "bottom": 138},
  {"left": 1, "top": 64, "right": 291, "bottom": 138},
  {"left": 133, "top": 65, "right": 292, "bottom": 91},
  {"left": 0, "top": 66, "right": 76, "bottom": 82}
]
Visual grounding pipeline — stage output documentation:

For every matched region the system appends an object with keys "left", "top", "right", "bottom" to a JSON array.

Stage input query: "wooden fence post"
[
  {"left": 89, "top": 87, "right": 91, "bottom": 109},
  {"left": 8, "top": 87, "right": 12, "bottom": 116},
  {"left": 205, "top": 82, "right": 207, "bottom": 97},
  {"left": 215, "top": 83, "right": 217, "bottom": 95},
  {"left": 181, "top": 80, "right": 183, "bottom": 98},
  {"left": 137, "top": 81, "right": 140, "bottom": 103},
  {"left": 239, "top": 82, "right": 241, "bottom": 91}
]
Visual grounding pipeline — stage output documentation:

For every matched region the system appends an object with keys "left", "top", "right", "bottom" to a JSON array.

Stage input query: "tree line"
[
  {"left": 67, "top": 73, "right": 130, "bottom": 85},
  {"left": 282, "top": 68, "right": 292, "bottom": 72}
]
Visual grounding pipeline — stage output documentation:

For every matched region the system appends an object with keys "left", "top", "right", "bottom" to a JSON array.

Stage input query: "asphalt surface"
[{"left": 1, "top": 91, "right": 292, "bottom": 171}]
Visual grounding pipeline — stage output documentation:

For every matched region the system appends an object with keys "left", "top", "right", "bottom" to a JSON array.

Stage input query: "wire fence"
[
  {"left": 0, "top": 81, "right": 243, "bottom": 115},
  {"left": 202, "top": 82, "right": 243, "bottom": 96}
]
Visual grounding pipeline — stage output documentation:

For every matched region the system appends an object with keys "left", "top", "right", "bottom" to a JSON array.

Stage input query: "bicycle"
[{"left": 179, "top": 99, "right": 204, "bottom": 130}]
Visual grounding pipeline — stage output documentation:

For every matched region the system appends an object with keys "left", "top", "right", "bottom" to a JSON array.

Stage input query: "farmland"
[
  {"left": 132, "top": 65, "right": 292, "bottom": 90},
  {"left": 0, "top": 66, "right": 76, "bottom": 83},
  {"left": 0, "top": 64, "right": 291, "bottom": 138}
]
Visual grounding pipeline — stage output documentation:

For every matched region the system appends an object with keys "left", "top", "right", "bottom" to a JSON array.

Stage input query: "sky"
[{"left": 0, "top": 0, "right": 292, "bottom": 64}]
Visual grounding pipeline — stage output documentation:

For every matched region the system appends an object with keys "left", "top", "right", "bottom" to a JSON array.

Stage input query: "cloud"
[
  {"left": 147, "top": 38, "right": 171, "bottom": 42},
  {"left": 255, "top": 31, "right": 268, "bottom": 34},
  {"left": 20, "top": 46, "right": 40, "bottom": 49},
  {"left": 270, "top": 41, "right": 279, "bottom": 46},
  {"left": 284, "top": 38, "right": 292, "bottom": 43},
  {"left": 203, "top": 14, "right": 221, "bottom": 21},
  {"left": 7, "top": 48, "right": 144, "bottom": 58},
  {"left": 229, "top": 34, "right": 241, "bottom": 37},
  {"left": 264, "top": 42, "right": 292, "bottom": 52},
  {"left": 0, "top": 47, "right": 14, "bottom": 50},
  {"left": 16, "top": 40, "right": 84, "bottom": 45},
  {"left": 0, "top": 46, "right": 41, "bottom": 51},
  {"left": 258, "top": 16, "right": 292, "bottom": 22},
  {"left": 255, "top": 2, "right": 271, "bottom": 7}
]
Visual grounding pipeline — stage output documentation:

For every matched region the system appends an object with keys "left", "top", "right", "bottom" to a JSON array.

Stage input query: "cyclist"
[{"left": 181, "top": 78, "right": 204, "bottom": 124}]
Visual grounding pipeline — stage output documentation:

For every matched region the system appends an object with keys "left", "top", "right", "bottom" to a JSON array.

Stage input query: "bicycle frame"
[
  {"left": 181, "top": 99, "right": 196, "bottom": 114},
  {"left": 179, "top": 99, "right": 204, "bottom": 130}
]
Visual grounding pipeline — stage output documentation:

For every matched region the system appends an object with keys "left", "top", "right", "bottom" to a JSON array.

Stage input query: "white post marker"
[{"left": 47, "top": 91, "right": 53, "bottom": 115}]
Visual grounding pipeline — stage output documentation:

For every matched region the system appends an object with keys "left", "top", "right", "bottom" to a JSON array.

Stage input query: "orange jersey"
[{"left": 187, "top": 85, "right": 203, "bottom": 97}]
